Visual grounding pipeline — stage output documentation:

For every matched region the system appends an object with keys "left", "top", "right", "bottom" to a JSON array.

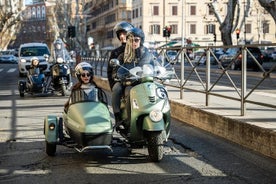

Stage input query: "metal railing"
[{"left": 81, "top": 43, "right": 276, "bottom": 116}]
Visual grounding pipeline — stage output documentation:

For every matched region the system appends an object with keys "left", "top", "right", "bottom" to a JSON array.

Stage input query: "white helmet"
[
  {"left": 75, "top": 62, "right": 94, "bottom": 81},
  {"left": 30, "top": 57, "right": 39, "bottom": 67}
]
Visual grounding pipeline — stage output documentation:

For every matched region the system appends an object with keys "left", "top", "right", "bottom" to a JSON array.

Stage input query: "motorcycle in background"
[
  {"left": 48, "top": 38, "right": 73, "bottom": 96},
  {"left": 110, "top": 58, "right": 171, "bottom": 162},
  {"left": 18, "top": 56, "right": 49, "bottom": 97}
]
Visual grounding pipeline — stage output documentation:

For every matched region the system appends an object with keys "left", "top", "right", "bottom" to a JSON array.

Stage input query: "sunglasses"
[
  {"left": 81, "top": 73, "right": 91, "bottom": 77},
  {"left": 134, "top": 38, "right": 141, "bottom": 43}
]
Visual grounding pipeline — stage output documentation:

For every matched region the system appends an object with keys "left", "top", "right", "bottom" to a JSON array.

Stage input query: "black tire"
[
  {"left": 61, "top": 84, "right": 70, "bottom": 96},
  {"left": 19, "top": 72, "right": 24, "bottom": 77},
  {"left": 46, "top": 141, "right": 56, "bottom": 156},
  {"left": 58, "top": 117, "right": 64, "bottom": 141},
  {"left": 19, "top": 92, "right": 24, "bottom": 97},
  {"left": 147, "top": 131, "right": 164, "bottom": 162},
  {"left": 18, "top": 84, "right": 25, "bottom": 97}
]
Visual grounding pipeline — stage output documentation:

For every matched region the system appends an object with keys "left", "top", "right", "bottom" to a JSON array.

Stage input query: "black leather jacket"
[{"left": 107, "top": 43, "right": 126, "bottom": 89}]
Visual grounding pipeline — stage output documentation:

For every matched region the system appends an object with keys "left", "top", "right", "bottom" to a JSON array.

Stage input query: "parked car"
[
  {"left": 17, "top": 42, "right": 51, "bottom": 77},
  {"left": 165, "top": 50, "right": 180, "bottom": 63},
  {"left": 219, "top": 47, "right": 264, "bottom": 71},
  {"left": 149, "top": 49, "right": 176, "bottom": 79},
  {"left": 0, "top": 50, "right": 18, "bottom": 64},
  {"left": 193, "top": 50, "right": 216, "bottom": 65},
  {"left": 271, "top": 51, "right": 276, "bottom": 60}
]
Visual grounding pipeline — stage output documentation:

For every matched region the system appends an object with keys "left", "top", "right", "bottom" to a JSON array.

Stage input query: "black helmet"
[
  {"left": 113, "top": 21, "right": 134, "bottom": 40},
  {"left": 127, "top": 27, "right": 145, "bottom": 44}
]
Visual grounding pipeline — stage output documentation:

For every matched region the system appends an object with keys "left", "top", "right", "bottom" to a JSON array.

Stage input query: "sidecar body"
[{"left": 44, "top": 92, "right": 112, "bottom": 156}]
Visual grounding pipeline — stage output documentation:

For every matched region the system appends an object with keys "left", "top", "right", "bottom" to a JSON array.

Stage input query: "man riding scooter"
[
  {"left": 107, "top": 21, "right": 134, "bottom": 126},
  {"left": 111, "top": 27, "right": 152, "bottom": 130}
]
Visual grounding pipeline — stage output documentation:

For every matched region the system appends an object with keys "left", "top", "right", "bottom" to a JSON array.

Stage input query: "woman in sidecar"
[
  {"left": 45, "top": 62, "right": 112, "bottom": 156},
  {"left": 64, "top": 62, "right": 107, "bottom": 111}
]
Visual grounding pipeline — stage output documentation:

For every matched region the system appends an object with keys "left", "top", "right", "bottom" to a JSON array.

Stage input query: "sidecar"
[
  {"left": 44, "top": 89, "right": 113, "bottom": 156},
  {"left": 18, "top": 61, "right": 48, "bottom": 97}
]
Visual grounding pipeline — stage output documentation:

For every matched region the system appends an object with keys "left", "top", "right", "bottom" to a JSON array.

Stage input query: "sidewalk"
[
  {"left": 167, "top": 84, "right": 276, "bottom": 160},
  {"left": 94, "top": 76, "right": 276, "bottom": 160}
]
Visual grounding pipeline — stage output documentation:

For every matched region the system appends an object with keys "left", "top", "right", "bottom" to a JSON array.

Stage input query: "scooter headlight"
[
  {"left": 20, "top": 58, "right": 27, "bottom": 63},
  {"left": 149, "top": 110, "right": 163, "bottom": 122},
  {"left": 57, "top": 57, "right": 64, "bottom": 63}
]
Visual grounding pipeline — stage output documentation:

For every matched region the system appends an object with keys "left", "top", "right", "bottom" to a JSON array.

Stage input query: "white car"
[
  {"left": 18, "top": 42, "right": 51, "bottom": 77},
  {"left": 0, "top": 50, "right": 18, "bottom": 63},
  {"left": 271, "top": 51, "right": 276, "bottom": 60}
]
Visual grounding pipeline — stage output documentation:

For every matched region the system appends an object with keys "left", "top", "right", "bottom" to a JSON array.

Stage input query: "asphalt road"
[{"left": 0, "top": 63, "right": 276, "bottom": 184}]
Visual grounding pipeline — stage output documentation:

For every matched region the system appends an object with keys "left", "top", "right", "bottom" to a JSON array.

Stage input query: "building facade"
[
  {"left": 84, "top": 0, "right": 275, "bottom": 48},
  {"left": 13, "top": 1, "right": 47, "bottom": 48}
]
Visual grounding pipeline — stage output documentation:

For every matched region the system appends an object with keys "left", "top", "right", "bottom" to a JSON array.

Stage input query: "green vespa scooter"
[{"left": 110, "top": 59, "right": 171, "bottom": 162}]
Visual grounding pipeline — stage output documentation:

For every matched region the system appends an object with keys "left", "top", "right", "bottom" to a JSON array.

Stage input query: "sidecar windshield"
[{"left": 70, "top": 89, "right": 98, "bottom": 104}]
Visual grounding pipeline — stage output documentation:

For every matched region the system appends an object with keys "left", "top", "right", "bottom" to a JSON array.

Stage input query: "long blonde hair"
[{"left": 123, "top": 34, "right": 135, "bottom": 63}]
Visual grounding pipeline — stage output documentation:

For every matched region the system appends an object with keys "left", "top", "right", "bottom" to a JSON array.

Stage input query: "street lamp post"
[
  {"left": 180, "top": 0, "right": 186, "bottom": 99},
  {"left": 244, "top": 0, "right": 246, "bottom": 44}
]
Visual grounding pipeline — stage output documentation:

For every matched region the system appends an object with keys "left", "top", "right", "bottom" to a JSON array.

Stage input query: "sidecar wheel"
[
  {"left": 147, "top": 131, "right": 164, "bottom": 162},
  {"left": 46, "top": 141, "right": 56, "bottom": 156}
]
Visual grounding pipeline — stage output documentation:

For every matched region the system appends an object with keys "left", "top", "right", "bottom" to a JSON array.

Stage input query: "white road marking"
[{"left": 7, "top": 68, "right": 17, "bottom": 73}]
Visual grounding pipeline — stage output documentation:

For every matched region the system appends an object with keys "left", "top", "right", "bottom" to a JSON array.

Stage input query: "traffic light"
[
  {"left": 68, "top": 26, "right": 76, "bottom": 38},
  {"left": 163, "top": 26, "right": 171, "bottom": 37},
  {"left": 213, "top": 33, "right": 217, "bottom": 42},
  {"left": 236, "top": 29, "right": 240, "bottom": 40}
]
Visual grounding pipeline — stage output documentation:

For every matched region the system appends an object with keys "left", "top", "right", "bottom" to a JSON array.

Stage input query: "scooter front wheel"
[
  {"left": 61, "top": 83, "right": 70, "bottom": 96},
  {"left": 147, "top": 131, "right": 164, "bottom": 162}
]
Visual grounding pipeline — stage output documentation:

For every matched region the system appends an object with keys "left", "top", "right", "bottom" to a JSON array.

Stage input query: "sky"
[{"left": 25, "top": 0, "right": 32, "bottom": 5}]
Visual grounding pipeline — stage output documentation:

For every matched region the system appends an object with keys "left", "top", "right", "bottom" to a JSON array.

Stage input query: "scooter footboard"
[{"left": 44, "top": 115, "right": 59, "bottom": 143}]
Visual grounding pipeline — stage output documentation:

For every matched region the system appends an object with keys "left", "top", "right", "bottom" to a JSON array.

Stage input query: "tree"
[
  {"left": 209, "top": 0, "right": 276, "bottom": 46},
  {"left": 258, "top": 0, "right": 276, "bottom": 23},
  {"left": 0, "top": 0, "right": 24, "bottom": 50}
]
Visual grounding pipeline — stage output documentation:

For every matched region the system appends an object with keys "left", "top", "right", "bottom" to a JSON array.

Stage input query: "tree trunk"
[
  {"left": 258, "top": 0, "right": 276, "bottom": 24},
  {"left": 220, "top": 0, "right": 238, "bottom": 46}
]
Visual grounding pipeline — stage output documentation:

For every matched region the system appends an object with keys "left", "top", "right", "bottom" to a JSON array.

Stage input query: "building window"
[
  {"left": 170, "top": 24, "right": 178, "bottom": 34},
  {"left": 41, "top": 6, "right": 46, "bottom": 18},
  {"left": 92, "top": 22, "right": 97, "bottom": 29},
  {"left": 136, "top": 8, "right": 138, "bottom": 18},
  {"left": 190, "top": 24, "right": 196, "bottom": 34},
  {"left": 105, "top": 14, "right": 116, "bottom": 24},
  {"left": 206, "top": 24, "right": 215, "bottom": 34},
  {"left": 153, "top": 6, "right": 159, "bottom": 16},
  {"left": 107, "top": 30, "right": 113, "bottom": 39},
  {"left": 263, "top": 22, "right": 269, "bottom": 34},
  {"left": 122, "top": 10, "right": 128, "bottom": 19},
  {"left": 32, "top": 7, "right": 36, "bottom": 18},
  {"left": 37, "top": 6, "right": 41, "bottom": 18},
  {"left": 149, "top": 24, "right": 160, "bottom": 34},
  {"left": 190, "top": 5, "right": 196, "bottom": 16},
  {"left": 140, "top": 7, "right": 142, "bottom": 16},
  {"left": 172, "top": 6, "right": 177, "bottom": 16},
  {"left": 133, "top": 8, "right": 139, "bottom": 18},
  {"left": 245, "top": 23, "right": 251, "bottom": 34}
]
